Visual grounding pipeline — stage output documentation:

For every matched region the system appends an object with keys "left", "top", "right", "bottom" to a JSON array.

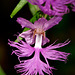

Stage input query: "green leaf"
[
  {"left": 23, "top": 27, "right": 30, "bottom": 32},
  {"left": 30, "top": 15, "right": 37, "bottom": 23},
  {"left": 30, "top": 11, "right": 47, "bottom": 23},
  {"left": 0, "top": 66, "right": 6, "bottom": 75},
  {"left": 28, "top": 3, "right": 39, "bottom": 16},
  {"left": 10, "top": 0, "right": 28, "bottom": 18}
]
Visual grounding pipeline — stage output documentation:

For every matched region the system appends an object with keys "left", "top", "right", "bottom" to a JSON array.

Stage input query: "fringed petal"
[
  {"left": 27, "top": 0, "right": 46, "bottom": 5},
  {"left": 46, "top": 39, "right": 70, "bottom": 49},
  {"left": 14, "top": 48, "right": 54, "bottom": 75},
  {"left": 8, "top": 38, "right": 70, "bottom": 75},
  {"left": 41, "top": 39, "right": 70, "bottom": 62},
  {"left": 8, "top": 39, "right": 34, "bottom": 58},
  {"left": 27, "top": 0, "right": 75, "bottom": 16},
  {"left": 41, "top": 49, "right": 70, "bottom": 62},
  {"left": 52, "top": 3, "right": 70, "bottom": 16}
]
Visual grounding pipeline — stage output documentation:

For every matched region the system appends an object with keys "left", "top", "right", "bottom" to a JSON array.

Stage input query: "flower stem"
[{"left": 44, "top": 14, "right": 47, "bottom": 19}]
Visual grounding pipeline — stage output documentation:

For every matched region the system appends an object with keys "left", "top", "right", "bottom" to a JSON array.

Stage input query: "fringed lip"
[{"left": 8, "top": 38, "right": 70, "bottom": 75}]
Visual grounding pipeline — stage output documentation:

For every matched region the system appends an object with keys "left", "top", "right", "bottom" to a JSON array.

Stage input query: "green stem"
[{"left": 44, "top": 14, "right": 47, "bottom": 19}]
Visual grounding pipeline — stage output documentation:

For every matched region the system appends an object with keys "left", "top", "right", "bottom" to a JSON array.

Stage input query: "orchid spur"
[{"left": 16, "top": 16, "right": 62, "bottom": 45}]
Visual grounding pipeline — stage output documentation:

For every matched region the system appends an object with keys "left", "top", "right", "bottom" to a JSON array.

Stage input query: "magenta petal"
[
  {"left": 41, "top": 49, "right": 70, "bottom": 62},
  {"left": 8, "top": 38, "right": 70, "bottom": 75},
  {"left": 14, "top": 59, "right": 54, "bottom": 75},
  {"left": 27, "top": 0, "right": 75, "bottom": 16},
  {"left": 44, "top": 16, "right": 62, "bottom": 31},
  {"left": 41, "top": 39, "right": 70, "bottom": 62},
  {"left": 16, "top": 17, "right": 34, "bottom": 29},
  {"left": 8, "top": 39, "right": 34, "bottom": 58},
  {"left": 42, "top": 37, "right": 50, "bottom": 45},
  {"left": 8, "top": 38, "right": 55, "bottom": 74},
  {"left": 55, "top": 0, "right": 74, "bottom": 4},
  {"left": 27, "top": 0, "right": 46, "bottom": 5},
  {"left": 19, "top": 29, "right": 35, "bottom": 45},
  {"left": 71, "top": 1, "right": 75, "bottom": 12},
  {"left": 37, "top": 0, "right": 46, "bottom": 4},
  {"left": 34, "top": 17, "right": 47, "bottom": 29},
  {"left": 14, "top": 48, "right": 54, "bottom": 75},
  {"left": 19, "top": 29, "right": 50, "bottom": 45},
  {"left": 53, "top": 3, "right": 69, "bottom": 15},
  {"left": 47, "top": 39, "right": 70, "bottom": 49}
]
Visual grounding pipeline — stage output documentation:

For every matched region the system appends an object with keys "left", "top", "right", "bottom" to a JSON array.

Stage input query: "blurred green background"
[{"left": 0, "top": 0, "right": 75, "bottom": 75}]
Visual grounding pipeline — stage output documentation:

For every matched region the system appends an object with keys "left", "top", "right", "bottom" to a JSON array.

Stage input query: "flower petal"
[
  {"left": 47, "top": 39, "right": 70, "bottom": 49},
  {"left": 42, "top": 37, "right": 50, "bottom": 45},
  {"left": 52, "top": 2, "right": 70, "bottom": 15},
  {"left": 16, "top": 17, "right": 34, "bottom": 29},
  {"left": 27, "top": 0, "right": 75, "bottom": 16},
  {"left": 27, "top": 0, "right": 46, "bottom": 5},
  {"left": 56, "top": 0, "right": 74, "bottom": 4},
  {"left": 8, "top": 39, "right": 34, "bottom": 58},
  {"left": 41, "top": 49, "right": 70, "bottom": 62},
  {"left": 71, "top": 1, "right": 75, "bottom": 12},
  {"left": 38, "top": 0, "right": 46, "bottom": 4},
  {"left": 41, "top": 39, "right": 70, "bottom": 62},
  {"left": 14, "top": 48, "right": 54, "bottom": 75},
  {"left": 34, "top": 17, "right": 47, "bottom": 29},
  {"left": 44, "top": 16, "right": 62, "bottom": 31},
  {"left": 19, "top": 29, "right": 35, "bottom": 45},
  {"left": 8, "top": 38, "right": 70, "bottom": 75}
]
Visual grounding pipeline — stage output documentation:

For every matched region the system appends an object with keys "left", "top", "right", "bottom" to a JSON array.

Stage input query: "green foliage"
[
  {"left": 0, "top": 66, "right": 6, "bottom": 75},
  {"left": 28, "top": 3, "right": 39, "bottom": 16},
  {"left": 30, "top": 11, "right": 49, "bottom": 23},
  {"left": 10, "top": 0, "right": 28, "bottom": 18}
]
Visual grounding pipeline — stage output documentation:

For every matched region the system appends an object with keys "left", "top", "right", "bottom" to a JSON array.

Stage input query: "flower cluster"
[
  {"left": 27, "top": 0, "right": 75, "bottom": 16},
  {"left": 8, "top": 0, "right": 73, "bottom": 75}
]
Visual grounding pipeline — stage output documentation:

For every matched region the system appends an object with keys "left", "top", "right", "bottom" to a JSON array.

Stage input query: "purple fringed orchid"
[
  {"left": 8, "top": 34, "right": 70, "bottom": 75},
  {"left": 16, "top": 16, "right": 62, "bottom": 45},
  {"left": 27, "top": 0, "right": 75, "bottom": 16}
]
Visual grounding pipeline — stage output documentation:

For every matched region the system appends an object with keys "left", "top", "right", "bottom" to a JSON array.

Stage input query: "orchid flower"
[
  {"left": 8, "top": 33, "right": 70, "bottom": 75},
  {"left": 27, "top": 0, "right": 75, "bottom": 16},
  {"left": 16, "top": 16, "right": 62, "bottom": 45}
]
